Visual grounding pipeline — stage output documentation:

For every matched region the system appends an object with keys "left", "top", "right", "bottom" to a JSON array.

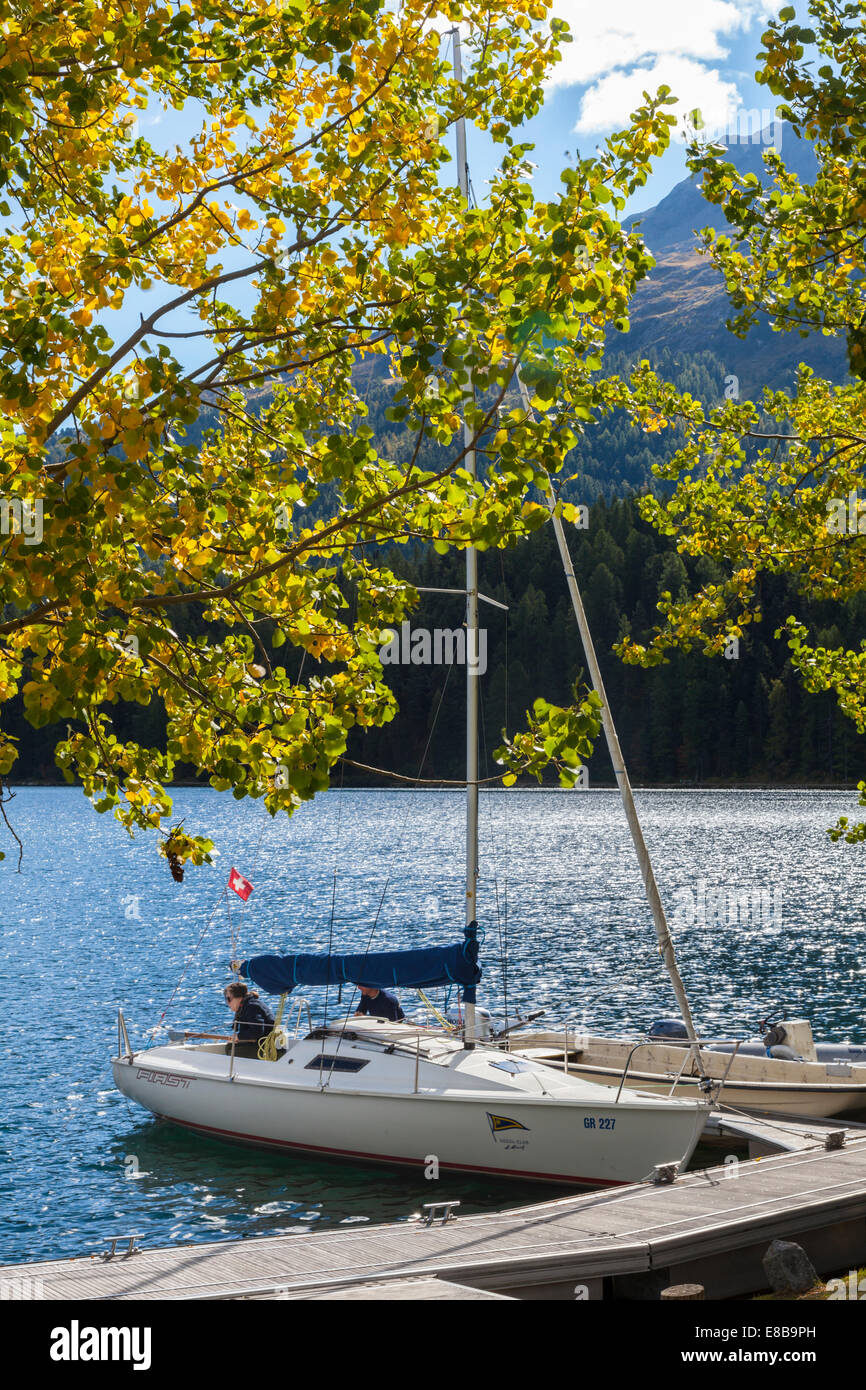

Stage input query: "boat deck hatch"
[{"left": 304, "top": 1054, "right": 370, "bottom": 1074}]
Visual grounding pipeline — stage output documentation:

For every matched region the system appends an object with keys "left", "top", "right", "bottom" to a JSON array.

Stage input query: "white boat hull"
[{"left": 112, "top": 1028, "right": 707, "bottom": 1187}]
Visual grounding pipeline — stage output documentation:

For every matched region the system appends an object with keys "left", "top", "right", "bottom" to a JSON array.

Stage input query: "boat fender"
[{"left": 767, "top": 1045, "right": 801, "bottom": 1061}]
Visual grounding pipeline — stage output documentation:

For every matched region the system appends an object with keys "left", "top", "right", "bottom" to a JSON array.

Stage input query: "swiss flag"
[{"left": 228, "top": 868, "right": 253, "bottom": 902}]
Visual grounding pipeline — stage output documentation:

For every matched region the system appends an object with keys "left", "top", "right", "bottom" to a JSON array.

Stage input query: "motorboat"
[{"left": 514, "top": 1018, "right": 866, "bottom": 1119}]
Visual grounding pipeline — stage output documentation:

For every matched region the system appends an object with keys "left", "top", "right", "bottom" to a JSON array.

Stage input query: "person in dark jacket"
[
  {"left": 224, "top": 982, "right": 274, "bottom": 1041},
  {"left": 352, "top": 984, "right": 405, "bottom": 1022}
]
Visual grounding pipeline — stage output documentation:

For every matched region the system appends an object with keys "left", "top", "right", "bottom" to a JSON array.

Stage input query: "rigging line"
[
  {"left": 338, "top": 757, "right": 506, "bottom": 786},
  {"left": 215, "top": 611, "right": 313, "bottom": 977},
  {"left": 0, "top": 783, "right": 23, "bottom": 872},
  {"left": 500, "top": 549, "right": 510, "bottom": 1034},
  {"left": 155, "top": 886, "right": 228, "bottom": 1033},
  {"left": 234, "top": 601, "right": 309, "bottom": 974},
  {"left": 479, "top": 666, "right": 508, "bottom": 1032},
  {"left": 228, "top": 804, "right": 270, "bottom": 975},
  {"left": 226, "top": 891, "right": 237, "bottom": 972},
  {"left": 320, "top": 756, "right": 346, "bottom": 1087},
  {"left": 333, "top": 660, "right": 456, "bottom": 1045},
  {"left": 248, "top": 798, "right": 270, "bottom": 882},
  {"left": 295, "top": 637, "right": 308, "bottom": 688}
]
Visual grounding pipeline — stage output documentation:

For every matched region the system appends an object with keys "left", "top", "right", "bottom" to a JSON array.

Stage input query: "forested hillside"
[
  {"left": 353, "top": 345, "right": 736, "bottom": 501},
  {"left": 347, "top": 496, "right": 866, "bottom": 787},
  {"left": 6, "top": 489, "right": 863, "bottom": 788}
]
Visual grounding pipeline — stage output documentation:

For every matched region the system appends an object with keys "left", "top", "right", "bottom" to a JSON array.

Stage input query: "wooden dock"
[
  {"left": 4, "top": 1131, "right": 866, "bottom": 1300},
  {"left": 704, "top": 1108, "right": 866, "bottom": 1156}
]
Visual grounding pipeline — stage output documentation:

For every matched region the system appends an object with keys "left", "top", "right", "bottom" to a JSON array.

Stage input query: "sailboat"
[
  {"left": 111, "top": 32, "right": 710, "bottom": 1187},
  {"left": 112, "top": 973, "right": 707, "bottom": 1187}
]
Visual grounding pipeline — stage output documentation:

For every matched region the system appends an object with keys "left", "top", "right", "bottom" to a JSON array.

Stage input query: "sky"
[{"left": 474, "top": 0, "right": 787, "bottom": 215}]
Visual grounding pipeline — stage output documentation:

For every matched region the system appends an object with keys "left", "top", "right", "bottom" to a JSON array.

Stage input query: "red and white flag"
[{"left": 228, "top": 867, "right": 253, "bottom": 902}]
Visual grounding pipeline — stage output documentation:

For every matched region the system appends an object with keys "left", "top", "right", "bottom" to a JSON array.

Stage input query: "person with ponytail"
[{"left": 224, "top": 981, "right": 274, "bottom": 1042}]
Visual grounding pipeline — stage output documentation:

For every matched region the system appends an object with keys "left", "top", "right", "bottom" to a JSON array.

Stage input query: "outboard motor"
[
  {"left": 648, "top": 1018, "right": 689, "bottom": 1044},
  {"left": 761, "top": 1019, "right": 817, "bottom": 1062},
  {"left": 763, "top": 1023, "right": 797, "bottom": 1060},
  {"left": 446, "top": 1005, "right": 493, "bottom": 1041}
]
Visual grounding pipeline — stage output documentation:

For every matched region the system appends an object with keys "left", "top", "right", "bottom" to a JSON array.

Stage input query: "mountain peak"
[{"left": 618, "top": 124, "right": 843, "bottom": 395}]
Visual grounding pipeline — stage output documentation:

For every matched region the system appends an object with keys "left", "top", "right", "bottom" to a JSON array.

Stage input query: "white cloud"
[
  {"left": 542, "top": 0, "right": 783, "bottom": 135},
  {"left": 425, "top": 1, "right": 782, "bottom": 138},
  {"left": 574, "top": 56, "right": 741, "bottom": 136},
  {"left": 548, "top": 0, "right": 772, "bottom": 89}
]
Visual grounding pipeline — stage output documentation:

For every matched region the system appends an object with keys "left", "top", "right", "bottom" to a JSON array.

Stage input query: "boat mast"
[
  {"left": 453, "top": 28, "right": 477, "bottom": 1049},
  {"left": 514, "top": 375, "right": 708, "bottom": 1083}
]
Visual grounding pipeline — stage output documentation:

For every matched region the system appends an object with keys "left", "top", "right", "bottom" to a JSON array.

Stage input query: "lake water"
[{"left": 2, "top": 786, "right": 864, "bottom": 1265}]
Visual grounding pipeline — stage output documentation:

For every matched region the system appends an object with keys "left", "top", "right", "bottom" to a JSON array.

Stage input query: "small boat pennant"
[{"left": 228, "top": 868, "right": 253, "bottom": 902}]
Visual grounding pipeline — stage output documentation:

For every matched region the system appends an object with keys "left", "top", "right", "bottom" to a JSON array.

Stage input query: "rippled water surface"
[{"left": 2, "top": 786, "right": 864, "bottom": 1264}]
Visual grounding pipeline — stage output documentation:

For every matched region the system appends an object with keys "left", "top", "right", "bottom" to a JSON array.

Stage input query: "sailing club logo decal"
[
  {"left": 487, "top": 1113, "right": 528, "bottom": 1134},
  {"left": 487, "top": 1113, "right": 530, "bottom": 1149}
]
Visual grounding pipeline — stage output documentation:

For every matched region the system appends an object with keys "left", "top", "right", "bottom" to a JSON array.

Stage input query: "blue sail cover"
[{"left": 239, "top": 925, "right": 480, "bottom": 1001}]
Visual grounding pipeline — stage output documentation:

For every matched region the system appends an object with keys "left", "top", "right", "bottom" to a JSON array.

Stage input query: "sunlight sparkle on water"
[{"left": 1, "top": 786, "right": 862, "bottom": 1264}]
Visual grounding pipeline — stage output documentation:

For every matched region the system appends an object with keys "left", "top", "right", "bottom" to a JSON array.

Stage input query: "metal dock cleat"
[
  {"left": 651, "top": 1161, "right": 680, "bottom": 1185},
  {"left": 420, "top": 1201, "right": 460, "bottom": 1226},
  {"left": 102, "top": 1234, "right": 145, "bottom": 1259}
]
